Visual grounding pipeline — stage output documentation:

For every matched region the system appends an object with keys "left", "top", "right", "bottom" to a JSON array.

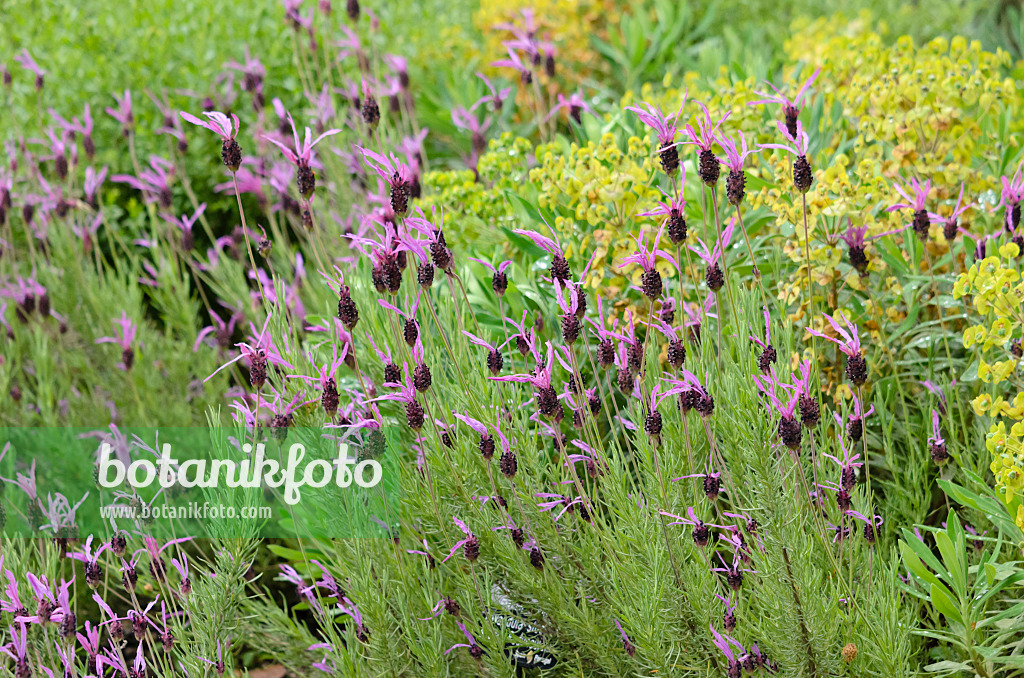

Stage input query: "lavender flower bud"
[
  {"left": 641, "top": 269, "right": 663, "bottom": 300},
  {"left": 297, "top": 165, "right": 316, "bottom": 200},
  {"left": 725, "top": 169, "right": 745, "bottom": 206},
  {"left": 698, "top": 149, "right": 720, "bottom": 186},
  {"left": 705, "top": 262, "right": 724, "bottom": 292},
  {"left": 479, "top": 434, "right": 495, "bottom": 460},
  {"left": 658, "top": 142, "right": 679, "bottom": 176},
  {"left": 322, "top": 378, "right": 340, "bottom": 415},
  {"left": 536, "top": 386, "right": 560, "bottom": 418},
  {"left": 222, "top": 139, "right": 242, "bottom": 172},
  {"left": 406, "top": 401, "right": 425, "bottom": 429},
  {"left": 848, "top": 244, "right": 869, "bottom": 274},
  {"left": 462, "top": 535, "right": 480, "bottom": 561},
  {"left": 793, "top": 155, "right": 813, "bottom": 193},
  {"left": 499, "top": 449, "right": 517, "bottom": 479},
  {"left": 912, "top": 209, "right": 930, "bottom": 241},
  {"left": 486, "top": 348, "right": 503, "bottom": 376},
  {"left": 757, "top": 344, "right": 777, "bottom": 373},
  {"left": 597, "top": 339, "right": 615, "bottom": 368},
  {"left": 417, "top": 261, "right": 435, "bottom": 288},
  {"left": 799, "top": 394, "right": 819, "bottom": 429},
  {"left": 361, "top": 94, "right": 380, "bottom": 131},
  {"left": 845, "top": 353, "right": 867, "bottom": 386},
  {"left": 778, "top": 415, "right": 801, "bottom": 450},
  {"left": 561, "top": 313, "right": 581, "bottom": 344},
  {"left": 550, "top": 253, "right": 571, "bottom": 282},
  {"left": 403, "top": 318, "right": 419, "bottom": 347},
  {"left": 337, "top": 285, "right": 359, "bottom": 330},
  {"left": 413, "top": 364, "right": 431, "bottom": 392},
  {"left": 667, "top": 210, "right": 687, "bottom": 245},
  {"left": 847, "top": 416, "right": 863, "bottom": 443}
]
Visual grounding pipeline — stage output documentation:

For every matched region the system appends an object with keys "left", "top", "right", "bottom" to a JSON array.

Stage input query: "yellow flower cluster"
[
  {"left": 955, "top": 243, "right": 1024, "bottom": 526},
  {"left": 418, "top": 133, "right": 532, "bottom": 248},
  {"left": 528, "top": 131, "right": 662, "bottom": 293},
  {"left": 472, "top": 0, "right": 622, "bottom": 87},
  {"left": 754, "top": 14, "right": 1018, "bottom": 305}
]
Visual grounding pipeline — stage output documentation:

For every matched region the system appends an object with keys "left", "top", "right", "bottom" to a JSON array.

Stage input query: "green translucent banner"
[{"left": 0, "top": 426, "right": 402, "bottom": 540}]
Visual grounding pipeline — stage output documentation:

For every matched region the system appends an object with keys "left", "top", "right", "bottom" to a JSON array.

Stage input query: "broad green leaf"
[
  {"left": 901, "top": 528, "right": 949, "bottom": 578},
  {"left": 930, "top": 583, "right": 963, "bottom": 625},
  {"left": 900, "top": 540, "right": 943, "bottom": 590}
]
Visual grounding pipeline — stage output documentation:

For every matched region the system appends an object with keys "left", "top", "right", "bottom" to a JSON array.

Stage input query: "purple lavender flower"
[
  {"left": 846, "top": 509, "right": 884, "bottom": 544},
  {"left": 613, "top": 618, "right": 636, "bottom": 656},
  {"left": 205, "top": 313, "right": 294, "bottom": 389},
  {"left": 618, "top": 223, "right": 677, "bottom": 300},
  {"left": 95, "top": 311, "right": 138, "bottom": 371},
  {"left": 833, "top": 392, "right": 874, "bottom": 444},
  {"left": 712, "top": 552, "right": 756, "bottom": 591},
  {"left": 709, "top": 623, "right": 745, "bottom": 677},
  {"left": 625, "top": 94, "right": 687, "bottom": 175},
  {"left": 70, "top": 536, "right": 108, "bottom": 588},
  {"left": 638, "top": 165, "right": 688, "bottom": 245},
  {"left": 547, "top": 91, "right": 594, "bottom": 125},
  {"left": 443, "top": 517, "right": 480, "bottom": 562},
  {"left": 472, "top": 72, "right": 512, "bottom": 112},
  {"left": 661, "top": 507, "right": 717, "bottom": 547},
  {"left": 371, "top": 363, "right": 425, "bottom": 429},
  {"left": 491, "top": 341, "right": 560, "bottom": 419},
  {"left": 358, "top": 147, "right": 414, "bottom": 216},
  {"left": 755, "top": 368, "right": 802, "bottom": 449},
  {"left": 468, "top": 258, "right": 512, "bottom": 297},
  {"left": 683, "top": 102, "right": 730, "bottom": 186},
  {"left": 995, "top": 160, "right": 1023, "bottom": 233},
  {"left": 445, "top": 620, "right": 485, "bottom": 658},
  {"left": 749, "top": 306, "right": 777, "bottom": 373},
  {"left": 806, "top": 312, "right": 866, "bottom": 386},
  {"left": 749, "top": 67, "right": 820, "bottom": 137},
  {"left": 928, "top": 410, "right": 948, "bottom": 465},
  {"left": 691, "top": 216, "right": 736, "bottom": 293},
  {"left": 453, "top": 411, "right": 494, "bottom": 460},
  {"left": 887, "top": 176, "right": 933, "bottom": 241},
  {"left": 0, "top": 623, "right": 30, "bottom": 676},
  {"left": 180, "top": 110, "right": 243, "bottom": 171},
  {"left": 463, "top": 331, "right": 505, "bottom": 376},
  {"left": 197, "top": 637, "right": 230, "bottom": 675},
  {"left": 264, "top": 114, "right": 341, "bottom": 199},
  {"left": 105, "top": 89, "right": 134, "bottom": 136},
  {"left": 717, "top": 131, "right": 756, "bottom": 206},
  {"left": 160, "top": 203, "right": 206, "bottom": 251},
  {"left": 928, "top": 183, "right": 972, "bottom": 242},
  {"left": 760, "top": 120, "right": 813, "bottom": 193},
  {"left": 492, "top": 45, "right": 533, "bottom": 85},
  {"left": 513, "top": 225, "right": 571, "bottom": 283},
  {"left": 14, "top": 49, "right": 46, "bottom": 89}
]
